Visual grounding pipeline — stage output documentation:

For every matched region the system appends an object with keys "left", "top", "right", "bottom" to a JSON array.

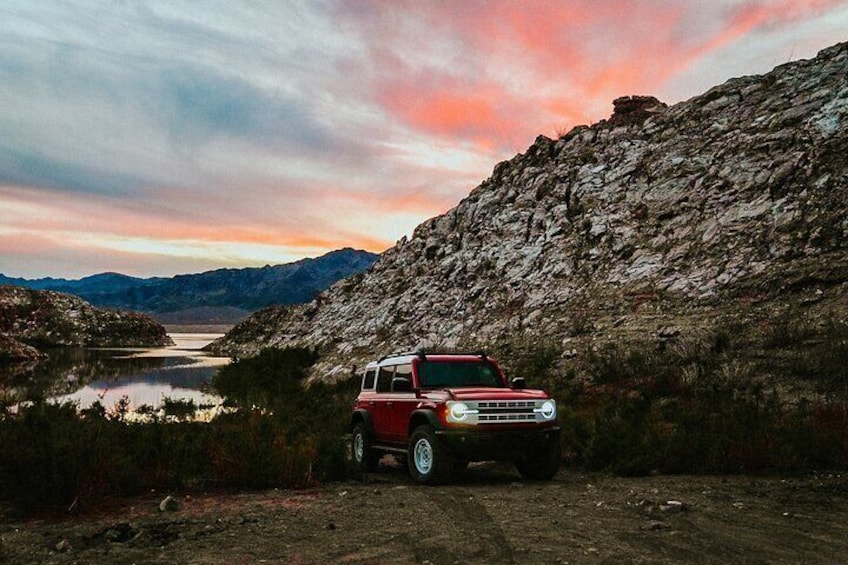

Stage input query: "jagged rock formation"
[
  {"left": 210, "top": 42, "right": 848, "bottom": 379},
  {"left": 608, "top": 95, "right": 668, "bottom": 126},
  {"left": 0, "top": 285, "right": 172, "bottom": 358}
]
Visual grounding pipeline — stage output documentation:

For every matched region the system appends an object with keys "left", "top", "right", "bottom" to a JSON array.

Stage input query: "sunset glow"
[{"left": 1, "top": 1, "right": 846, "bottom": 278}]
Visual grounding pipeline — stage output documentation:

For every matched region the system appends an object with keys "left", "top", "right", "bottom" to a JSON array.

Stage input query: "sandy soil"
[{"left": 2, "top": 463, "right": 847, "bottom": 564}]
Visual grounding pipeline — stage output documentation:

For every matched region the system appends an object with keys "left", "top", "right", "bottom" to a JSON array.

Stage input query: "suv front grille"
[
  {"left": 476, "top": 400, "right": 537, "bottom": 423},
  {"left": 477, "top": 401, "right": 535, "bottom": 409}
]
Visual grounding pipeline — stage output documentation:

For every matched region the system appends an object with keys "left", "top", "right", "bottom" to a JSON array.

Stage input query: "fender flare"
[
  {"left": 408, "top": 409, "right": 443, "bottom": 435},
  {"left": 349, "top": 409, "right": 374, "bottom": 435}
]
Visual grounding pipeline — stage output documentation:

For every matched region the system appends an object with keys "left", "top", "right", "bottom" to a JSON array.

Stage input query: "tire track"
[{"left": 427, "top": 488, "right": 516, "bottom": 564}]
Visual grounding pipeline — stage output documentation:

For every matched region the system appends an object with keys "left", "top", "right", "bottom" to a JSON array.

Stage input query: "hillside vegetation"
[{"left": 0, "top": 285, "right": 171, "bottom": 356}]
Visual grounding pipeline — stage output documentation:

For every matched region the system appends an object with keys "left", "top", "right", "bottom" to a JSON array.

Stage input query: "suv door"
[
  {"left": 372, "top": 365, "right": 394, "bottom": 442},
  {"left": 386, "top": 363, "right": 417, "bottom": 444}
]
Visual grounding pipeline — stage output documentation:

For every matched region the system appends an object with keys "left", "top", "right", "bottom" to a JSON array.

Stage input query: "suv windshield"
[{"left": 417, "top": 361, "right": 504, "bottom": 388}]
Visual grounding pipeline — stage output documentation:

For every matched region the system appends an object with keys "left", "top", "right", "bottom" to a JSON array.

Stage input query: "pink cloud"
[
  {"left": 377, "top": 78, "right": 532, "bottom": 150},
  {"left": 0, "top": 231, "right": 259, "bottom": 279},
  {"left": 4, "top": 1, "right": 846, "bottom": 279},
  {"left": 0, "top": 184, "right": 393, "bottom": 272},
  {"left": 341, "top": 0, "right": 845, "bottom": 145}
]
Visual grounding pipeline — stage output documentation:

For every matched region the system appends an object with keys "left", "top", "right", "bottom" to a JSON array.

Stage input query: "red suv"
[{"left": 350, "top": 351, "right": 561, "bottom": 484}]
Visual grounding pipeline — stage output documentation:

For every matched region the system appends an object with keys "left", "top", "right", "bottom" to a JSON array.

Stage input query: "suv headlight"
[
  {"left": 446, "top": 401, "right": 479, "bottom": 423},
  {"left": 535, "top": 399, "right": 556, "bottom": 420}
]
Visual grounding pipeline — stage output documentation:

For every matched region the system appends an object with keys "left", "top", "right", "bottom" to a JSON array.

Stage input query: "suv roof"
[{"left": 366, "top": 351, "right": 491, "bottom": 368}]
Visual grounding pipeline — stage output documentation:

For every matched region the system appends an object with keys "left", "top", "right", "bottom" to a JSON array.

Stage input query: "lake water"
[{"left": 46, "top": 333, "right": 231, "bottom": 411}]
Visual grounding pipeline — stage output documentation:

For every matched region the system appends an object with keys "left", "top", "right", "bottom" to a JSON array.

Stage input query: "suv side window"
[
  {"left": 376, "top": 366, "right": 394, "bottom": 393},
  {"left": 362, "top": 369, "right": 376, "bottom": 390},
  {"left": 393, "top": 364, "right": 413, "bottom": 390}
]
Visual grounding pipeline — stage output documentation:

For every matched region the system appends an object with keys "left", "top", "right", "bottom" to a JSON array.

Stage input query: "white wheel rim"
[
  {"left": 354, "top": 433, "right": 364, "bottom": 462},
  {"left": 413, "top": 438, "right": 433, "bottom": 475}
]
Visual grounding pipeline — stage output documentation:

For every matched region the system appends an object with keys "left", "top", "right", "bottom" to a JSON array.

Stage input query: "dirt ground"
[{"left": 2, "top": 461, "right": 848, "bottom": 564}]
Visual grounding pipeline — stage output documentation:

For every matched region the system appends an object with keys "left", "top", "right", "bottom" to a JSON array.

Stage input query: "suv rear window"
[
  {"left": 362, "top": 369, "right": 376, "bottom": 390},
  {"left": 417, "top": 361, "right": 504, "bottom": 388}
]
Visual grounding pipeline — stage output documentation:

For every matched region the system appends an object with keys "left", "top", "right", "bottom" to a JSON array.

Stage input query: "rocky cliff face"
[
  {"left": 210, "top": 42, "right": 848, "bottom": 379},
  {"left": 0, "top": 285, "right": 172, "bottom": 357}
]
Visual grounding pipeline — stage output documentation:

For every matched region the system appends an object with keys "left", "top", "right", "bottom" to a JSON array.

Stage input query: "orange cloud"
[
  {"left": 311, "top": 185, "right": 459, "bottom": 218},
  {"left": 378, "top": 78, "right": 531, "bottom": 150},
  {"left": 354, "top": 0, "right": 688, "bottom": 143},
  {"left": 4, "top": 1, "right": 846, "bottom": 279},
  {"left": 348, "top": 0, "right": 845, "bottom": 145},
  {"left": 0, "top": 184, "right": 393, "bottom": 276}
]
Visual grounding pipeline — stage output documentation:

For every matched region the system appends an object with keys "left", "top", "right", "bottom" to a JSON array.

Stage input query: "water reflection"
[{"left": 1, "top": 334, "right": 230, "bottom": 409}]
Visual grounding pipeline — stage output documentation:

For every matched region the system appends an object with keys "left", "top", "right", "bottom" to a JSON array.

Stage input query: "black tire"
[
  {"left": 351, "top": 423, "right": 380, "bottom": 472},
  {"left": 513, "top": 434, "right": 561, "bottom": 480},
  {"left": 407, "top": 425, "right": 454, "bottom": 485}
]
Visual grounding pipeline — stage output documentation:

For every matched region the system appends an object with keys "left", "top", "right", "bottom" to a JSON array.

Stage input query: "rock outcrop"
[
  {"left": 0, "top": 333, "right": 42, "bottom": 364},
  {"left": 0, "top": 285, "right": 173, "bottom": 356},
  {"left": 210, "top": 42, "right": 848, "bottom": 379},
  {"left": 608, "top": 95, "right": 668, "bottom": 126}
]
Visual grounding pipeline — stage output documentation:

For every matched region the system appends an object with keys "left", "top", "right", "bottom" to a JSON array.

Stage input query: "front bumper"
[{"left": 434, "top": 425, "right": 560, "bottom": 461}]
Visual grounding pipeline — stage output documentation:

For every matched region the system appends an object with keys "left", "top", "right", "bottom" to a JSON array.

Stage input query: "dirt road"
[{"left": 2, "top": 463, "right": 847, "bottom": 564}]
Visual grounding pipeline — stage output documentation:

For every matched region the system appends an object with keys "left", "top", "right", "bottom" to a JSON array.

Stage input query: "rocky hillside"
[
  {"left": 210, "top": 42, "right": 848, "bottom": 379},
  {"left": 0, "top": 248, "right": 378, "bottom": 324},
  {"left": 0, "top": 333, "right": 42, "bottom": 365},
  {"left": 0, "top": 286, "right": 172, "bottom": 361}
]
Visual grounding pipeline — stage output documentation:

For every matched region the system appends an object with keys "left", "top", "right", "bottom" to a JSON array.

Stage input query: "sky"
[{"left": 1, "top": 0, "right": 846, "bottom": 279}]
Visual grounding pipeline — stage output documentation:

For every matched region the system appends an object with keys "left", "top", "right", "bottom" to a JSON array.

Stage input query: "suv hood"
[{"left": 427, "top": 387, "right": 550, "bottom": 401}]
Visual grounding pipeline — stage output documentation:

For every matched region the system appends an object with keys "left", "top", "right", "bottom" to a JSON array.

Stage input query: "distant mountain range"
[{"left": 0, "top": 248, "right": 378, "bottom": 325}]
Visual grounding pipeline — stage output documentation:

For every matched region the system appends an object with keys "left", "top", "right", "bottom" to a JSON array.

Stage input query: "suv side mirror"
[
  {"left": 392, "top": 377, "right": 412, "bottom": 392},
  {"left": 511, "top": 377, "right": 526, "bottom": 389}
]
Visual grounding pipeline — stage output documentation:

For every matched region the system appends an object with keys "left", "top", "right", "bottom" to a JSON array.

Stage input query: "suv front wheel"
[{"left": 408, "top": 425, "right": 454, "bottom": 485}]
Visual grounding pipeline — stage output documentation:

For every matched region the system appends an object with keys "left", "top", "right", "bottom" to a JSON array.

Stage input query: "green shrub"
[
  {"left": 212, "top": 347, "right": 319, "bottom": 409},
  {"left": 161, "top": 397, "right": 197, "bottom": 421},
  {"left": 4, "top": 325, "right": 846, "bottom": 515},
  {"left": 206, "top": 411, "right": 316, "bottom": 488},
  {"left": 210, "top": 347, "right": 356, "bottom": 481},
  {"left": 556, "top": 328, "right": 847, "bottom": 475},
  {"left": 0, "top": 347, "right": 360, "bottom": 514}
]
